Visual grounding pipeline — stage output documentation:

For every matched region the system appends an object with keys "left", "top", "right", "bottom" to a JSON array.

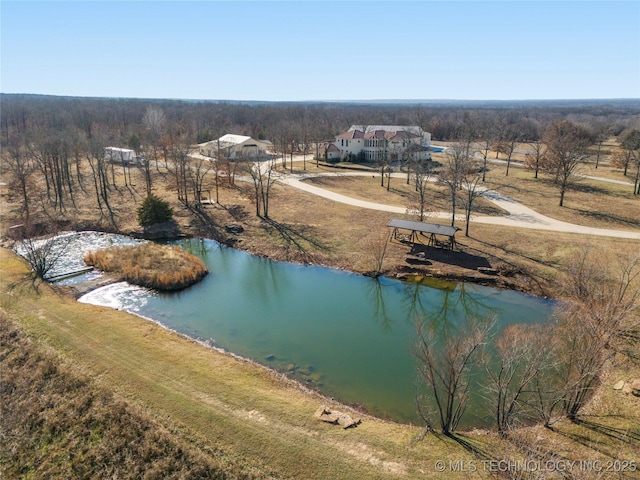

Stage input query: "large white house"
[
  {"left": 326, "top": 125, "right": 432, "bottom": 163},
  {"left": 198, "top": 134, "right": 271, "bottom": 160}
]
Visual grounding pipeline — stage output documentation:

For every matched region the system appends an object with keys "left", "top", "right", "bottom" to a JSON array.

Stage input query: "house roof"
[
  {"left": 105, "top": 147, "right": 135, "bottom": 153},
  {"left": 349, "top": 125, "right": 423, "bottom": 135},
  {"left": 198, "top": 135, "right": 272, "bottom": 148},
  {"left": 327, "top": 144, "right": 340, "bottom": 152},
  {"left": 360, "top": 129, "right": 418, "bottom": 140},
  {"left": 388, "top": 130, "right": 420, "bottom": 140},
  {"left": 336, "top": 130, "right": 365, "bottom": 140},
  {"left": 334, "top": 126, "right": 424, "bottom": 145},
  {"left": 218, "top": 134, "right": 252, "bottom": 145},
  {"left": 363, "top": 130, "right": 388, "bottom": 139}
]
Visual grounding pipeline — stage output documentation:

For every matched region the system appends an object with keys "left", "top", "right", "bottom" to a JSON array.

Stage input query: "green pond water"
[{"left": 78, "top": 237, "right": 555, "bottom": 426}]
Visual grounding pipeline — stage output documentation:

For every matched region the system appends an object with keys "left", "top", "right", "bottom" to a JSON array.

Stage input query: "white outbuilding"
[
  {"left": 198, "top": 134, "right": 271, "bottom": 160},
  {"left": 104, "top": 147, "right": 143, "bottom": 165}
]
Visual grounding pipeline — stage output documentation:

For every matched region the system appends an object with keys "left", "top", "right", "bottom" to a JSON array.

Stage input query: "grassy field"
[
  {"left": 197, "top": 175, "right": 638, "bottom": 297},
  {"left": 2, "top": 159, "right": 637, "bottom": 297},
  {"left": 2, "top": 150, "right": 640, "bottom": 477},
  {"left": 3, "top": 248, "right": 639, "bottom": 479},
  {"left": 302, "top": 175, "right": 507, "bottom": 217},
  {"left": 0, "top": 249, "right": 478, "bottom": 479},
  {"left": 481, "top": 165, "right": 639, "bottom": 230},
  {"left": 278, "top": 148, "right": 638, "bottom": 232}
]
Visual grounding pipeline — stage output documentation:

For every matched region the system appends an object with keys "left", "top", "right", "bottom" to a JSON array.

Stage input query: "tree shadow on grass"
[
  {"left": 564, "top": 207, "right": 640, "bottom": 228},
  {"left": 260, "top": 217, "right": 330, "bottom": 260},
  {"left": 187, "top": 206, "right": 224, "bottom": 241},
  {"left": 457, "top": 237, "right": 551, "bottom": 295},
  {"left": 408, "top": 242, "right": 492, "bottom": 270},
  {"left": 464, "top": 237, "right": 554, "bottom": 269},
  {"left": 570, "top": 181, "right": 614, "bottom": 196},
  {"left": 542, "top": 417, "right": 640, "bottom": 461},
  {"left": 7, "top": 275, "right": 43, "bottom": 296},
  {"left": 571, "top": 417, "right": 640, "bottom": 444},
  {"left": 504, "top": 432, "right": 578, "bottom": 477},
  {"left": 445, "top": 432, "right": 499, "bottom": 464},
  {"left": 223, "top": 204, "right": 250, "bottom": 223}
]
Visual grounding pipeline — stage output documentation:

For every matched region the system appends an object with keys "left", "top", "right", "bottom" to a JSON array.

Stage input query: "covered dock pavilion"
[{"left": 387, "top": 218, "right": 460, "bottom": 249}]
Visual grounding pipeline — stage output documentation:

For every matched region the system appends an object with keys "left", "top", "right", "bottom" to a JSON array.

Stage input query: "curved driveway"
[{"left": 274, "top": 167, "right": 640, "bottom": 240}]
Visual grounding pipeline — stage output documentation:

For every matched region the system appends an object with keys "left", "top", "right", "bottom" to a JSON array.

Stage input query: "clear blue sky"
[{"left": 2, "top": 1, "right": 639, "bottom": 101}]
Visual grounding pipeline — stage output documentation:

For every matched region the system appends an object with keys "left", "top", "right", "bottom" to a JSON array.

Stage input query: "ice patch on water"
[
  {"left": 79, "top": 281, "right": 151, "bottom": 312},
  {"left": 13, "top": 231, "right": 144, "bottom": 279}
]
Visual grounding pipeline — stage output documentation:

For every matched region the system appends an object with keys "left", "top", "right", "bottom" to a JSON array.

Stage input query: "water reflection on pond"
[{"left": 77, "top": 236, "right": 554, "bottom": 426}]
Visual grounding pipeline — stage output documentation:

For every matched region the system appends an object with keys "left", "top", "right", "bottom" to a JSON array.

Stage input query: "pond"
[{"left": 72, "top": 235, "right": 555, "bottom": 427}]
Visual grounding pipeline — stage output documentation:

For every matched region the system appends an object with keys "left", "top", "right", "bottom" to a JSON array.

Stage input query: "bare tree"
[
  {"left": 461, "top": 164, "right": 484, "bottom": 237},
  {"left": 592, "top": 123, "right": 610, "bottom": 169},
  {"left": 301, "top": 109, "right": 310, "bottom": 171},
  {"left": 563, "top": 248, "right": 640, "bottom": 354},
  {"left": 618, "top": 129, "right": 640, "bottom": 185},
  {"left": 525, "top": 123, "right": 548, "bottom": 179},
  {"left": 244, "top": 157, "right": 277, "bottom": 218},
  {"left": 362, "top": 226, "right": 391, "bottom": 276},
  {"left": 410, "top": 159, "right": 434, "bottom": 222},
  {"left": 142, "top": 106, "right": 166, "bottom": 173},
  {"left": 384, "top": 153, "right": 394, "bottom": 192},
  {"left": 633, "top": 153, "right": 640, "bottom": 195},
  {"left": 167, "top": 142, "right": 193, "bottom": 207},
  {"left": 312, "top": 114, "right": 334, "bottom": 168},
  {"left": 476, "top": 118, "right": 495, "bottom": 182},
  {"left": 415, "top": 315, "right": 494, "bottom": 435},
  {"left": 500, "top": 127, "right": 520, "bottom": 176},
  {"left": 85, "top": 135, "right": 116, "bottom": 226},
  {"left": 189, "top": 152, "right": 211, "bottom": 209},
  {"left": 138, "top": 144, "right": 153, "bottom": 195},
  {"left": 486, "top": 323, "right": 551, "bottom": 434},
  {"left": 439, "top": 141, "right": 473, "bottom": 227},
  {"left": 210, "top": 146, "right": 222, "bottom": 203},
  {"left": 30, "top": 133, "right": 75, "bottom": 213},
  {"left": 14, "top": 232, "right": 71, "bottom": 287},
  {"left": 368, "top": 131, "right": 390, "bottom": 189},
  {"left": 556, "top": 249, "right": 639, "bottom": 419},
  {"left": 542, "top": 120, "right": 593, "bottom": 207},
  {"left": 3, "top": 133, "right": 34, "bottom": 226}
]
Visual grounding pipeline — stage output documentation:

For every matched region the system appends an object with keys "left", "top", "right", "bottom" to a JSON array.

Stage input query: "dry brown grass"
[
  {"left": 280, "top": 150, "right": 638, "bottom": 232},
  {"left": 2, "top": 141, "right": 639, "bottom": 479},
  {"left": 3, "top": 248, "right": 639, "bottom": 479},
  {"left": 433, "top": 139, "right": 632, "bottom": 182},
  {"left": 0, "top": 249, "right": 481, "bottom": 479},
  {"left": 482, "top": 167, "right": 639, "bottom": 230},
  {"left": 1, "top": 158, "right": 639, "bottom": 298},
  {"left": 0, "top": 313, "right": 264, "bottom": 479},
  {"left": 84, "top": 243, "right": 208, "bottom": 291},
  {"left": 219, "top": 180, "right": 640, "bottom": 297},
  {"left": 303, "top": 175, "right": 507, "bottom": 217}
]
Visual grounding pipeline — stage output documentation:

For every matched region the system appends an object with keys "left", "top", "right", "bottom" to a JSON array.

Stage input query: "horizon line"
[{"left": 2, "top": 92, "right": 640, "bottom": 104}]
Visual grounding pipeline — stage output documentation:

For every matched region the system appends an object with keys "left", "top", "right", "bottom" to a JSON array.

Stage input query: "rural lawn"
[
  {"left": 2, "top": 145, "right": 639, "bottom": 478},
  {"left": 2, "top": 248, "right": 639, "bottom": 479}
]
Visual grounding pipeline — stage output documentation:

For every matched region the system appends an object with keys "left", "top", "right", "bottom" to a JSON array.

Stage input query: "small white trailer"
[{"left": 104, "top": 147, "right": 144, "bottom": 165}]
